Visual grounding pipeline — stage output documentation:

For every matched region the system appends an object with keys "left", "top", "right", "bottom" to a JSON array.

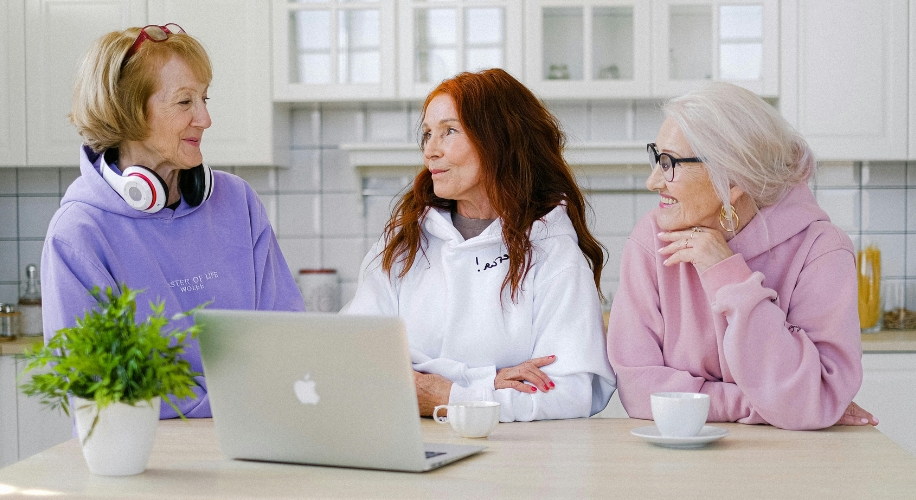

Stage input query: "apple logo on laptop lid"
[{"left": 294, "top": 374, "right": 320, "bottom": 405}]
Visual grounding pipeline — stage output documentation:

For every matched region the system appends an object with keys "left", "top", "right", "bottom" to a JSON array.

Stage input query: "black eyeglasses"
[{"left": 647, "top": 143, "right": 703, "bottom": 182}]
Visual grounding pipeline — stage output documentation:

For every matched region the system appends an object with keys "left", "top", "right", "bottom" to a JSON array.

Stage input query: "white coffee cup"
[
  {"left": 433, "top": 401, "right": 500, "bottom": 438},
  {"left": 650, "top": 392, "right": 710, "bottom": 438}
]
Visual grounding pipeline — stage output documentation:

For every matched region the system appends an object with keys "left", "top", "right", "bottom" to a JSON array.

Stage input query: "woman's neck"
[
  {"left": 455, "top": 199, "right": 497, "bottom": 220},
  {"left": 117, "top": 142, "right": 181, "bottom": 205}
]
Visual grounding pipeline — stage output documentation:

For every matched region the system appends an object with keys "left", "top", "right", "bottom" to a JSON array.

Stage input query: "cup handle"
[{"left": 432, "top": 405, "right": 450, "bottom": 424}]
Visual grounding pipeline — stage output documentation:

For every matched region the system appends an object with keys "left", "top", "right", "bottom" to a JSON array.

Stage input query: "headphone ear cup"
[
  {"left": 111, "top": 165, "right": 169, "bottom": 213},
  {"left": 179, "top": 164, "right": 213, "bottom": 207}
]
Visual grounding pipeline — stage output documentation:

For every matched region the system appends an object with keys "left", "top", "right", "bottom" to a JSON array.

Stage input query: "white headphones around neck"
[{"left": 100, "top": 149, "right": 213, "bottom": 213}]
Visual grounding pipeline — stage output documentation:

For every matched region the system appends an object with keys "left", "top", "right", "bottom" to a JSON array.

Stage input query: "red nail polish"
[
  {"left": 549, "top": 355, "right": 555, "bottom": 359},
  {"left": 530, "top": 386, "right": 537, "bottom": 392},
  {"left": 549, "top": 381, "right": 555, "bottom": 388}
]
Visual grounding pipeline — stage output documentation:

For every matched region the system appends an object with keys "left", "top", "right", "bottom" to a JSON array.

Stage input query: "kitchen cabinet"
[
  {"left": 150, "top": 0, "right": 285, "bottom": 167},
  {"left": 856, "top": 353, "right": 916, "bottom": 456},
  {"left": 525, "top": 0, "right": 651, "bottom": 99},
  {"left": 400, "top": 0, "right": 523, "bottom": 99},
  {"left": 25, "top": 0, "right": 147, "bottom": 167},
  {"left": 0, "top": 1, "right": 27, "bottom": 167},
  {"left": 910, "top": 0, "right": 916, "bottom": 161},
  {"left": 651, "top": 0, "right": 778, "bottom": 97},
  {"left": 273, "top": 0, "right": 397, "bottom": 102},
  {"left": 780, "top": 0, "right": 909, "bottom": 161},
  {"left": 0, "top": 356, "right": 73, "bottom": 469}
]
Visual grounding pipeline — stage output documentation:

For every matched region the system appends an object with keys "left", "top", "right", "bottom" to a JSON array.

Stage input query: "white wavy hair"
[{"left": 663, "top": 82, "right": 815, "bottom": 216}]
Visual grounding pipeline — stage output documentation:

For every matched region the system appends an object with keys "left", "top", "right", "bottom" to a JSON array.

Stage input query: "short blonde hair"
[
  {"left": 663, "top": 82, "right": 815, "bottom": 211},
  {"left": 70, "top": 27, "right": 212, "bottom": 152}
]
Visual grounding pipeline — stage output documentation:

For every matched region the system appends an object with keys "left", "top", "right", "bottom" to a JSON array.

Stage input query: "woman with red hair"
[{"left": 346, "top": 69, "right": 616, "bottom": 422}]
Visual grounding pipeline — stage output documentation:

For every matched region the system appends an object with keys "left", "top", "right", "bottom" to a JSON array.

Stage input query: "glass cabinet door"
[
  {"left": 527, "top": 0, "right": 651, "bottom": 99},
  {"left": 273, "top": 0, "right": 396, "bottom": 101},
  {"left": 399, "top": 0, "right": 523, "bottom": 99},
  {"left": 652, "top": 0, "right": 777, "bottom": 97}
]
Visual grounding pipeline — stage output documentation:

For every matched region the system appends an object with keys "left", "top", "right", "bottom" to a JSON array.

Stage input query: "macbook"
[{"left": 195, "top": 309, "right": 485, "bottom": 472}]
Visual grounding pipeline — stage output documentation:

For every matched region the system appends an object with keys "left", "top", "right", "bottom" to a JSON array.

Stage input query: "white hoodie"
[{"left": 347, "top": 205, "right": 616, "bottom": 422}]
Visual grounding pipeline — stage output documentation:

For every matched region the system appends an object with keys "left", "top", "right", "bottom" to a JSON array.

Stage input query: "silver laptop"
[{"left": 195, "top": 309, "right": 484, "bottom": 472}]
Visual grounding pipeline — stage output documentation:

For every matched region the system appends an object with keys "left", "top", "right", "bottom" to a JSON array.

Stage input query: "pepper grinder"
[{"left": 18, "top": 264, "right": 43, "bottom": 337}]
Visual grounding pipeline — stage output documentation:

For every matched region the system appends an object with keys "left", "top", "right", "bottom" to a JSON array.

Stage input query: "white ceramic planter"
[{"left": 72, "top": 396, "right": 161, "bottom": 476}]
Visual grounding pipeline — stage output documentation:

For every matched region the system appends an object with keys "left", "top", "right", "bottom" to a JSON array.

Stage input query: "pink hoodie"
[{"left": 607, "top": 183, "right": 863, "bottom": 430}]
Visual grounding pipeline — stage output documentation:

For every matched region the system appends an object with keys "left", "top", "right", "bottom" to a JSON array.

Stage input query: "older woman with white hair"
[{"left": 607, "top": 82, "right": 876, "bottom": 430}]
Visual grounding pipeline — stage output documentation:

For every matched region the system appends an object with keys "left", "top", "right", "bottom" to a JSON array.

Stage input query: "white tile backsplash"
[
  {"left": 260, "top": 194, "right": 278, "bottom": 230},
  {"left": 575, "top": 168, "right": 639, "bottom": 190},
  {"left": 598, "top": 235, "right": 628, "bottom": 280},
  {"left": 17, "top": 240, "right": 43, "bottom": 281},
  {"left": 816, "top": 189, "right": 859, "bottom": 232},
  {"left": 0, "top": 241, "right": 17, "bottom": 281},
  {"left": 60, "top": 167, "right": 80, "bottom": 194},
  {"left": 365, "top": 195, "right": 397, "bottom": 240},
  {"left": 234, "top": 167, "right": 277, "bottom": 194},
  {"left": 0, "top": 285, "right": 17, "bottom": 304},
  {"left": 321, "top": 149, "right": 360, "bottom": 192},
  {"left": 0, "top": 198, "right": 16, "bottom": 238},
  {"left": 280, "top": 149, "right": 322, "bottom": 193},
  {"left": 862, "top": 162, "right": 907, "bottom": 187},
  {"left": 861, "top": 234, "right": 905, "bottom": 278},
  {"left": 321, "top": 193, "right": 365, "bottom": 237},
  {"left": 634, "top": 101, "right": 665, "bottom": 142},
  {"left": 367, "top": 105, "right": 411, "bottom": 142},
  {"left": 548, "top": 102, "right": 588, "bottom": 142},
  {"left": 278, "top": 237, "right": 322, "bottom": 276},
  {"left": 17, "top": 197, "right": 59, "bottom": 239},
  {"left": 861, "top": 189, "right": 906, "bottom": 232},
  {"left": 908, "top": 190, "right": 916, "bottom": 232},
  {"left": 321, "top": 237, "right": 368, "bottom": 283},
  {"left": 291, "top": 106, "right": 321, "bottom": 148},
  {"left": 588, "top": 193, "right": 635, "bottom": 236},
  {"left": 635, "top": 192, "right": 658, "bottom": 219},
  {"left": 321, "top": 106, "right": 365, "bottom": 146},
  {"left": 17, "top": 169, "right": 59, "bottom": 195},
  {"left": 815, "top": 162, "right": 858, "bottom": 187},
  {"left": 2, "top": 104, "right": 915, "bottom": 312},
  {"left": 589, "top": 102, "right": 631, "bottom": 142},
  {"left": 277, "top": 194, "right": 321, "bottom": 237},
  {"left": 907, "top": 235, "right": 916, "bottom": 277},
  {"left": 0, "top": 170, "right": 15, "bottom": 195}
]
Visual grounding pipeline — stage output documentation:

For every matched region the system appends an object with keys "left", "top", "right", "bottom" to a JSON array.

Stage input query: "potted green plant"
[{"left": 19, "top": 284, "right": 206, "bottom": 476}]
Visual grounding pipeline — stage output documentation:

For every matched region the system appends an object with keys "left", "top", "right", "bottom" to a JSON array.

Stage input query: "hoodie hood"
[
  {"left": 63, "top": 145, "right": 207, "bottom": 220},
  {"left": 728, "top": 183, "right": 830, "bottom": 262},
  {"left": 421, "top": 204, "right": 579, "bottom": 251}
]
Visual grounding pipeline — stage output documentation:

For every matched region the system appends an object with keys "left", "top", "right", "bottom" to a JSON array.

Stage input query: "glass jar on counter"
[
  {"left": 0, "top": 303, "right": 20, "bottom": 341},
  {"left": 298, "top": 269, "right": 341, "bottom": 312},
  {"left": 18, "top": 264, "right": 43, "bottom": 337}
]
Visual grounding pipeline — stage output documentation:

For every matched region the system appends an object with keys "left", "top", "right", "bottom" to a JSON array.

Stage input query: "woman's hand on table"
[
  {"left": 835, "top": 401, "right": 879, "bottom": 426},
  {"left": 495, "top": 355, "right": 556, "bottom": 394},
  {"left": 657, "top": 226, "right": 734, "bottom": 274},
  {"left": 414, "top": 371, "right": 452, "bottom": 416}
]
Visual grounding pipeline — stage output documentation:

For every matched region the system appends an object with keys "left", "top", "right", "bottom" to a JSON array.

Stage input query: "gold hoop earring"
[{"left": 719, "top": 206, "right": 739, "bottom": 233}]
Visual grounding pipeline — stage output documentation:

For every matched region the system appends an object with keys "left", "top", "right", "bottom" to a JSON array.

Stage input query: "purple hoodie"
[{"left": 41, "top": 145, "right": 304, "bottom": 419}]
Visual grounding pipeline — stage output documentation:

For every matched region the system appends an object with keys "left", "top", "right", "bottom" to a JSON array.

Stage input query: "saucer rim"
[{"left": 630, "top": 425, "right": 728, "bottom": 446}]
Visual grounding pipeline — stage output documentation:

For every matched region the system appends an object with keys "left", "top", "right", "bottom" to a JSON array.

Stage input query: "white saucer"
[{"left": 630, "top": 425, "right": 728, "bottom": 449}]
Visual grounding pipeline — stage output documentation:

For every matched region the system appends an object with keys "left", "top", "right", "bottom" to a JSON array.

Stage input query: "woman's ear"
[{"left": 729, "top": 185, "right": 747, "bottom": 205}]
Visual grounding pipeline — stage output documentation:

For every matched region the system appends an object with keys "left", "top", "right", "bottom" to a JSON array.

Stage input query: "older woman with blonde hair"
[
  {"left": 346, "top": 68, "right": 616, "bottom": 422},
  {"left": 607, "top": 81, "right": 876, "bottom": 430},
  {"left": 42, "top": 24, "right": 303, "bottom": 419}
]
